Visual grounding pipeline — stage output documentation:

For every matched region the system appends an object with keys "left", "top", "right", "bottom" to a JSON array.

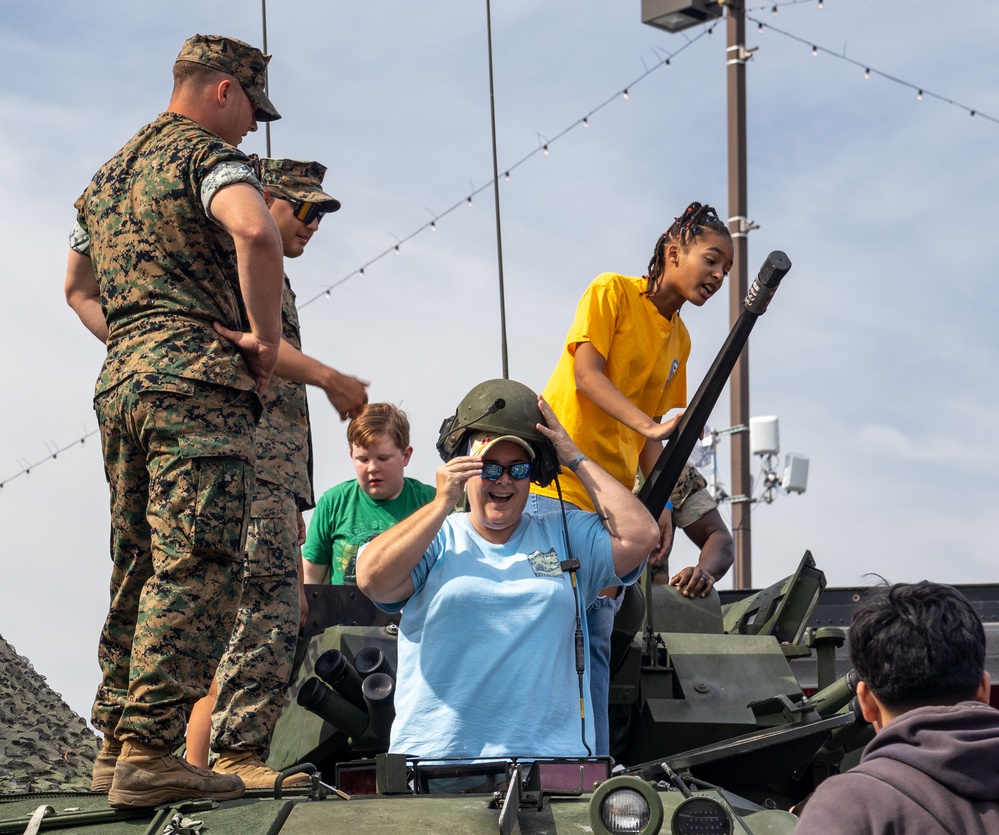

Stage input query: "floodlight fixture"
[{"left": 641, "top": 0, "right": 723, "bottom": 34}]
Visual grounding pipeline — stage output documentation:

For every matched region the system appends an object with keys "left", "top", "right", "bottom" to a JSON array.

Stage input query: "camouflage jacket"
[
  {"left": 254, "top": 277, "right": 314, "bottom": 508},
  {"left": 74, "top": 112, "right": 259, "bottom": 396}
]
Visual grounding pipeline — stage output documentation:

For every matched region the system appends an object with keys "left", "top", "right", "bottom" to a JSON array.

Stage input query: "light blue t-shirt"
[{"left": 374, "top": 508, "right": 642, "bottom": 759}]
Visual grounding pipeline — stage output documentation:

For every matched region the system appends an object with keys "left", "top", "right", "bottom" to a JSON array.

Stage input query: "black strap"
[{"left": 854, "top": 769, "right": 959, "bottom": 835}]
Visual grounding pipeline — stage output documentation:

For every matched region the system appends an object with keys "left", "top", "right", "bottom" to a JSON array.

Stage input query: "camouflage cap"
[
  {"left": 257, "top": 158, "right": 342, "bottom": 212},
  {"left": 176, "top": 34, "right": 281, "bottom": 122}
]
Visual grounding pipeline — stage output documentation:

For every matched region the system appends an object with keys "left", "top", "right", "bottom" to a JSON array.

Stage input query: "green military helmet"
[{"left": 436, "top": 378, "right": 560, "bottom": 487}]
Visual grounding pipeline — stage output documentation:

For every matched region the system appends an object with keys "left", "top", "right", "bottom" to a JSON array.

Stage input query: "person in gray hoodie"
[{"left": 795, "top": 580, "right": 999, "bottom": 834}]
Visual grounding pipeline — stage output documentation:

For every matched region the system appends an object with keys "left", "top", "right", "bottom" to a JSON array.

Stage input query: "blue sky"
[{"left": 1, "top": 0, "right": 997, "bottom": 723}]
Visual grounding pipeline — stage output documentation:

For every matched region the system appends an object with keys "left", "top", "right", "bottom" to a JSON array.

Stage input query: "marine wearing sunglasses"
[{"left": 273, "top": 194, "right": 330, "bottom": 226}]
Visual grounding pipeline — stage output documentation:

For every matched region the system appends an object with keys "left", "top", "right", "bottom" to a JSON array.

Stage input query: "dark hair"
[
  {"left": 347, "top": 403, "right": 411, "bottom": 451},
  {"left": 645, "top": 201, "right": 731, "bottom": 296},
  {"left": 849, "top": 581, "right": 985, "bottom": 713}
]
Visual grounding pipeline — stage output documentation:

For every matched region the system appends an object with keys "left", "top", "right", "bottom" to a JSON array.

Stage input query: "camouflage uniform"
[
  {"left": 210, "top": 158, "right": 339, "bottom": 762},
  {"left": 73, "top": 110, "right": 265, "bottom": 750},
  {"left": 648, "top": 463, "right": 718, "bottom": 581},
  {"left": 211, "top": 276, "right": 314, "bottom": 758}
]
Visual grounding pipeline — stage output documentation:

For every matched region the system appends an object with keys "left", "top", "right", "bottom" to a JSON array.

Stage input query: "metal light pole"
[
  {"left": 725, "top": 0, "right": 753, "bottom": 588},
  {"left": 641, "top": 0, "right": 755, "bottom": 587}
]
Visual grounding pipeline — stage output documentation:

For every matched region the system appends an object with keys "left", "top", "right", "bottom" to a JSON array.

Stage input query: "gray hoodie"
[{"left": 795, "top": 701, "right": 999, "bottom": 834}]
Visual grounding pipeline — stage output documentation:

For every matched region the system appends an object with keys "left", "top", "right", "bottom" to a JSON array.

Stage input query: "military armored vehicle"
[{"left": 0, "top": 251, "right": 874, "bottom": 833}]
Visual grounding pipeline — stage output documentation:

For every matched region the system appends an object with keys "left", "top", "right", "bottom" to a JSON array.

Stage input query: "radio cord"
[{"left": 553, "top": 475, "right": 590, "bottom": 757}]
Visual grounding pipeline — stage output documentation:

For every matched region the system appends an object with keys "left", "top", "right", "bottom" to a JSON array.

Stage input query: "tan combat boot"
[
  {"left": 90, "top": 735, "right": 122, "bottom": 793},
  {"left": 213, "top": 749, "right": 311, "bottom": 789},
  {"left": 108, "top": 740, "right": 245, "bottom": 808}
]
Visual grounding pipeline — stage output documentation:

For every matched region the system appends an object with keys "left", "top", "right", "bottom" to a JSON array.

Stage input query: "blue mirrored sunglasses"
[{"left": 481, "top": 462, "right": 531, "bottom": 481}]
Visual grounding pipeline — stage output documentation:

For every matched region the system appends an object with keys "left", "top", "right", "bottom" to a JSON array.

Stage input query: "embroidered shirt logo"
[
  {"left": 664, "top": 358, "right": 679, "bottom": 388},
  {"left": 528, "top": 548, "right": 563, "bottom": 578}
]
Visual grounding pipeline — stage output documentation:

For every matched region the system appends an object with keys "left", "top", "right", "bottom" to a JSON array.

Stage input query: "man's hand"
[
  {"left": 271, "top": 338, "right": 370, "bottom": 421},
  {"left": 323, "top": 369, "right": 370, "bottom": 421},
  {"left": 670, "top": 565, "right": 716, "bottom": 598},
  {"left": 214, "top": 322, "right": 280, "bottom": 394},
  {"left": 210, "top": 182, "right": 284, "bottom": 387}
]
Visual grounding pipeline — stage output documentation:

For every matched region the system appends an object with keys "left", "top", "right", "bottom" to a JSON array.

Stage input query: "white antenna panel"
[
  {"left": 782, "top": 453, "right": 809, "bottom": 494},
  {"left": 750, "top": 416, "right": 780, "bottom": 456}
]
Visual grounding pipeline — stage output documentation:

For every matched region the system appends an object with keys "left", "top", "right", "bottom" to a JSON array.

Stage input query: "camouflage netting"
[{"left": 0, "top": 634, "right": 98, "bottom": 794}]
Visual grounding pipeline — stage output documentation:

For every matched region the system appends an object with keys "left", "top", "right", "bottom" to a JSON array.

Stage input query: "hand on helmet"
[{"left": 535, "top": 395, "right": 582, "bottom": 468}]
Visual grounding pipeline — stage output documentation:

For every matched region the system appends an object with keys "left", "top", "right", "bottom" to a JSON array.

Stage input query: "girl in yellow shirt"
[{"left": 530, "top": 201, "right": 733, "bottom": 756}]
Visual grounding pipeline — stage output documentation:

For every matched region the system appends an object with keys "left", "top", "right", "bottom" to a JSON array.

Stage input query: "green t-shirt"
[{"left": 302, "top": 477, "right": 436, "bottom": 584}]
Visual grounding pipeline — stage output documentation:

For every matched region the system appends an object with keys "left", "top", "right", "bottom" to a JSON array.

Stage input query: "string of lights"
[
  {"left": 0, "top": 428, "right": 100, "bottom": 490},
  {"left": 751, "top": 15, "right": 998, "bottom": 124},
  {"left": 300, "top": 9, "right": 993, "bottom": 307},
  {"left": 748, "top": 0, "right": 828, "bottom": 12},
  {"left": 6, "top": 8, "right": 993, "bottom": 493},
  {"left": 1, "top": 29, "right": 716, "bottom": 497},
  {"left": 295, "top": 26, "right": 713, "bottom": 309}
]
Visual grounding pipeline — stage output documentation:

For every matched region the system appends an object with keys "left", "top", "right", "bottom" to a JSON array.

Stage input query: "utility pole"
[
  {"left": 725, "top": 0, "right": 754, "bottom": 587},
  {"left": 641, "top": 0, "right": 756, "bottom": 586}
]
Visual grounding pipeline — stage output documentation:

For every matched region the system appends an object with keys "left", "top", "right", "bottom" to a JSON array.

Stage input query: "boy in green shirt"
[{"left": 303, "top": 403, "right": 435, "bottom": 584}]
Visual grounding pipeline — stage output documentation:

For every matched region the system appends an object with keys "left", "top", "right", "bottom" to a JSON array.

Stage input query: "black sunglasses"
[
  {"left": 274, "top": 194, "right": 328, "bottom": 225},
  {"left": 481, "top": 462, "right": 531, "bottom": 481}
]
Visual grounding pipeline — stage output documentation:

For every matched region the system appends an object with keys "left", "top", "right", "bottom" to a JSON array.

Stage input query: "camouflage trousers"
[
  {"left": 211, "top": 480, "right": 302, "bottom": 758},
  {"left": 93, "top": 374, "right": 257, "bottom": 748}
]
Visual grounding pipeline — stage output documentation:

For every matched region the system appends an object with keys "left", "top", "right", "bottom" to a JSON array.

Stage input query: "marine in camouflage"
[
  {"left": 209, "top": 157, "right": 340, "bottom": 761},
  {"left": 93, "top": 377, "right": 256, "bottom": 748},
  {"left": 71, "top": 76, "right": 273, "bottom": 752}
]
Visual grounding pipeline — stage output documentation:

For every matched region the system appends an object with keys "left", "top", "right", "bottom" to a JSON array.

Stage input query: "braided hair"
[{"left": 644, "top": 202, "right": 731, "bottom": 297}]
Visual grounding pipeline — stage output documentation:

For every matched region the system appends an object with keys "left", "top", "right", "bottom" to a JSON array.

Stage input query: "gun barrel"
[{"left": 637, "top": 250, "right": 792, "bottom": 518}]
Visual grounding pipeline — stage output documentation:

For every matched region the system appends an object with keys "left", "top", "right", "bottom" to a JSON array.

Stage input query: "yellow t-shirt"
[{"left": 533, "top": 273, "right": 690, "bottom": 512}]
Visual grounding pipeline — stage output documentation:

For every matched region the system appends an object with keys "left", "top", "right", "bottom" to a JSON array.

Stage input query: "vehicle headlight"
[
  {"left": 672, "top": 796, "right": 733, "bottom": 835},
  {"left": 589, "top": 775, "right": 664, "bottom": 835}
]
